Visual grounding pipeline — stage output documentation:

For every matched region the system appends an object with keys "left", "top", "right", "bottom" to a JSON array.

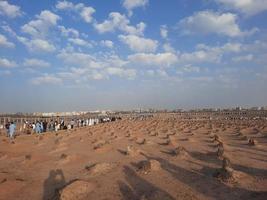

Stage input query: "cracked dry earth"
[{"left": 0, "top": 115, "right": 267, "bottom": 200}]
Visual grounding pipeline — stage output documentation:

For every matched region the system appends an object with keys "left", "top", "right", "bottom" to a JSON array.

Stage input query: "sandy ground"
[{"left": 0, "top": 115, "right": 267, "bottom": 200}]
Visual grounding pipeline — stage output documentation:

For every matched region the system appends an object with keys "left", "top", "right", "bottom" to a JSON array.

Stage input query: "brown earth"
[{"left": 0, "top": 115, "right": 267, "bottom": 200}]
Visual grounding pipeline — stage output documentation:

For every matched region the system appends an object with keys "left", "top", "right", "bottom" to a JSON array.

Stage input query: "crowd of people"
[{"left": 2, "top": 116, "right": 119, "bottom": 141}]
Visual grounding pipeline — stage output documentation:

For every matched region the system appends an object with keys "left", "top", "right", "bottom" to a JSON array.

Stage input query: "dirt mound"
[
  {"left": 161, "top": 146, "right": 189, "bottom": 158},
  {"left": 157, "top": 139, "right": 170, "bottom": 145},
  {"left": 213, "top": 157, "right": 235, "bottom": 183},
  {"left": 85, "top": 162, "right": 117, "bottom": 176},
  {"left": 125, "top": 145, "right": 144, "bottom": 156},
  {"left": 136, "top": 159, "right": 161, "bottom": 174},
  {"left": 93, "top": 140, "right": 108, "bottom": 150},
  {"left": 57, "top": 180, "right": 95, "bottom": 200}
]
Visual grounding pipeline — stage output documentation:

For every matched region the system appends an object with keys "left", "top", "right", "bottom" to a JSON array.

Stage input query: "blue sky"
[{"left": 0, "top": 0, "right": 267, "bottom": 112}]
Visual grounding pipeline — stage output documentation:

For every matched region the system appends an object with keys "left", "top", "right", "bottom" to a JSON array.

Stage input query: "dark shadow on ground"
[
  {"left": 118, "top": 166, "right": 175, "bottom": 200},
  {"left": 141, "top": 154, "right": 267, "bottom": 200},
  {"left": 226, "top": 142, "right": 267, "bottom": 153},
  {"left": 231, "top": 163, "right": 267, "bottom": 178},
  {"left": 43, "top": 169, "right": 66, "bottom": 200},
  {"left": 189, "top": 151, "right": 220, "bottom": 165}
]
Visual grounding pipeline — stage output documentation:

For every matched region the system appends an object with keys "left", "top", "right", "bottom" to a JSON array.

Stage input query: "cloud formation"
[
  {"left": 0, "top": 33, "right": 15, "bottom": 48},
  {"left": 21, "top": 10, "right": 60, "bottom": 38},
  {"left": 217, "top": 0, "right": 267, "bottom": 16},
  {"left": 122, "top": 0, "right": 149, "bottom": 16},
  {"left": 0, "top": 1, "right": 22, "bottom": 18},
  {"left": 56, "top": 1, "right": 95, "bottom": 23},
  {"left": 94, "top": 12, "right": 146, "bottom": 35},
  {"left": 179, "top": 11, "right": 257, "bottom": 37},
  {"left": 23, "top": 58, "right": 51, "bottom": 68},
  {"left": 0, "top": 58, "right": 17, "bottom": 68},
  {"left": 119, "top": 34, "right": 158, "bottom": 53}
]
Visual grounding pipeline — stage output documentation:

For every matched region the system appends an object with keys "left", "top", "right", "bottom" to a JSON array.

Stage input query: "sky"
[{"left": 0, "top": 0, "right": 267, "bottom": 113}]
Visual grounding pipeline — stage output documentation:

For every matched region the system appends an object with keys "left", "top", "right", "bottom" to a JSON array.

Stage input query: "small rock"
[
  {"left": 0, "top": 178, "right": 7, "bottom": 184},
  {"left": 60, "top": 153, "right": 68, "bottom": 159},
  {"left": 248, "top": 138, "right": 256, "bottom": 146},
  {"left": 157, "top": 139, "right": 170, "bottom": 145},
  {"left": 149, "top": 132, "right": 157, "bottom": 136},
  {"left": 136, "top": 138, "right": 145, "bottom": 145},
  {"left": 93, "top": 140, "right": 106, "bottom": 150},
  {"left": 158, "top": 134, "right": 169, "bottom": 139},
  {"left": 125, "top": 133, "right": 131, "bottom": 137},
  {"left": 25, "top": 154, "right": 31, "bottom": 160}
]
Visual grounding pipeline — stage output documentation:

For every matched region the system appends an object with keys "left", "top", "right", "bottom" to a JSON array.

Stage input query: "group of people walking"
[{"left": 2, "top": 116, "right": 118, "bottom": 141}]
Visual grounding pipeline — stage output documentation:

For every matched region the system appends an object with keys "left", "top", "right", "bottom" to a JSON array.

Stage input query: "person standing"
[
  {"left": 70, "top": 119, "right": 75, "bottom": 129},
  {"left": 43, "top": 120, "right": 47, "bottom": 132},
  {"left": 35, "top": 121, "right": 41, "bottom": 134},
  {"left": 5, "top": 122, "right": 10, "bottom": 137},
  {"left": 8, "top": 122, "right": 16, "bottom": 140}
]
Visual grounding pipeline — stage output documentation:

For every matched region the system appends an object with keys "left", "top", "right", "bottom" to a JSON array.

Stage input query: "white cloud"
[
  {"left": 179, "top": 50, "right": 221, "bottom": 63},
  {"left": 57, "top": 50, "right": 129, "bottom": 71},
  {"left": 179, "top": 42, "right": 241, "bottom": 64},
  {"left": 31, "top": 74, "right": 62, "bottom": 85},
  {"left": 219, "top": 43, "right": 242, "bottom": 52},
  {"left": 57, "top": 50, "right": 102, "bottom": 68},
  {"left": 119, "top": 34, "right": 158, "bottom": 53},
  {"left": 103, "top": 55, "right": 128, "bottom": 68},
  {"left": 144, "top": 69, "right": 170, "bottom": 78},
  {"left": 182, "top": 65, "right": 201, "bottom": 73},
  {"left": 1, "top": 25, "right": 17, "bottom": 37},
  {"left": 100, "top": 40, "right": 114, "bottom": 48},
  {"left": 17, "top": 36, "right": 56, "bottom": 53},
  {"left": 23, "top": 58, "right": 50, "bottom": 68},
  {"left": 21, "top": 10, "right": 60, "bottom": 38},
  {"left": 232, "top": 54, "right": 254, "bottom": 62},
  {"left": 0, "top": 58, "right": 17, "bottom": 68},
  {"left": 55, "top": 0, "right": 74, "bottom": 10},
  {"left": 0, "top": 1, "right": 22, "bottom": 18},
  {"left": 160, "top": 25, "right": 168, "bottom": 39},
  {"left": 217, "top": 0, "right": 267, "bottom": 16},
  {"left": 128, "top": 52, "right": 178, "bottom": 67},
  {"left": 179, "top": 10, "right": 257, "bottom": 37},
  {"left": 196, "top": 42, "right": 242, "bottom": 53},
  {"left": 163, "top": 43, "right": 175, "bottom": 53},
  {"left": 89, "top": 71, "right": 107, "bottom": 80},
  {"left": 68, "top": 38, "right": 92, "bottom": 47},
  {"left": 56, "top": 1, "right": 95, "bottom": 23},
  {"left": 58, "top": 25, "right": 79, "bottom": 38},
  {"left": 80, "top": 6, "right": 95, "bottom": 23},
  {"left": 94, "top": 12, "right": 146, "bottom": 35},
  {"left": 156, "top": 69, "right": 169, "bottom": 78},
  {"left": 0, "top": 33, "right": 15, "bottom": 48},
  {"left": 106, "top": 67, "right": 136, "bottom": 79},
  {"left": 122, "top": 0, "right": 148, "bottom": 16},
  {"left": 0, "top": 26, "right": 55, "bottom": 54},
  {"left": 56, "top": 49, "right": 135, "bottom": 82}
]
